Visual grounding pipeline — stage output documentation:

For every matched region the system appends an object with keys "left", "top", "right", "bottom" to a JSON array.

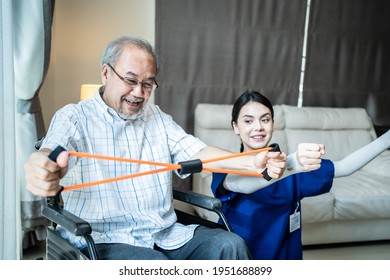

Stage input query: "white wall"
[{"left": 40, "top": 0, "right": 155, "bottom": 129}]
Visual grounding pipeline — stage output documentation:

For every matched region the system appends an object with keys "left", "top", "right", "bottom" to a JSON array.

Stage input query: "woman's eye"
[{"left": 262, "top": 118, "right": 270, "bottom": 123}]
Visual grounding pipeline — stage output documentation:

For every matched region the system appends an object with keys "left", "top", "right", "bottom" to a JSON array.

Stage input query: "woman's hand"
[
  {"left": 296, "top": 143, "right": 325, "bottom": 172},
  {"left": 255, "top": 150, "right": 287, "bottom": 180}
]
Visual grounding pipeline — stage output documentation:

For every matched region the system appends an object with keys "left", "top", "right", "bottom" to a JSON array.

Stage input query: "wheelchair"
[
  {"left": 37, "top": 141, "right": 232, "bottom": 260},
  {"left": 42, "top": 187, "right": 232, "bottom": 260}
]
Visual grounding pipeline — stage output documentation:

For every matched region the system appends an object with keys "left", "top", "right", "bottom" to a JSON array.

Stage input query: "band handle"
[
  {"left": 261, "top": 143, "right": 281, "bottom": 181},
  {"left": 47, "top": 146, "right": 66, "bottom": 206},
  {"left": 178, "top": 159, "right": 203, "bottom": 175}
]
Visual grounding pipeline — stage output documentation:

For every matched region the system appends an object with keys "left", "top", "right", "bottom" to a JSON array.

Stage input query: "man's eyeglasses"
[{"left": 107, "top": 63, "right": 158, "bottom": 93}]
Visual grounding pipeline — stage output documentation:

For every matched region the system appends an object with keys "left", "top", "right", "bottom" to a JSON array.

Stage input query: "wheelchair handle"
[
  {"left": 47, "top": 146, "right": 66, "bottom": 206},
  {"left": 261, "top": 143, "right": 281, "bottom": 181}
]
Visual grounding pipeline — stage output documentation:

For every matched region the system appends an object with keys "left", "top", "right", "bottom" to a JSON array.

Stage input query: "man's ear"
[{"left": 101, "top": 64, "right": 109, "bottom": 84}]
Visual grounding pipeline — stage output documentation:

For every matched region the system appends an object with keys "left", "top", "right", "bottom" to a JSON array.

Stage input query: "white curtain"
[
  {"left": 0, "top": 0, "right": 20, "bottom": 260},
  {"left": 1, "top": 0, "right": 53, "bottom": 260},
  {"left": 14, "top": 0, "right": 54, "bottom": 251}
]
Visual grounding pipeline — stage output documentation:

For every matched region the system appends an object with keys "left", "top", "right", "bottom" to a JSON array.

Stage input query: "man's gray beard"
[{"left": 116, "top": 107, "right": 143, "bottom": 121}]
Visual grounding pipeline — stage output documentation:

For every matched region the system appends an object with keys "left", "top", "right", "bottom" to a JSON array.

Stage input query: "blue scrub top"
[{"left": 211, "top": 159, "right": 335, "bottom": 260}]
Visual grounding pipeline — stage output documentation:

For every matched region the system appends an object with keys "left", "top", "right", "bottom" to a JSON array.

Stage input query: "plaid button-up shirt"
[{"left": 42, "top": 92, "right": 206, "bottom": 249}]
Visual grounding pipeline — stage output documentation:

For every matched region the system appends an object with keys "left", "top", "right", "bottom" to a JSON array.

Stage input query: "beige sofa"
[{"left": 193, "top": 104, "right": 390, "bottom": 245}]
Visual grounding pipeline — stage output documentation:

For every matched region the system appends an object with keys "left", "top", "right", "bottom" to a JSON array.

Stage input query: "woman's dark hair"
[{"left": 232, "top": 91, "right": 274, "bottom": 152}]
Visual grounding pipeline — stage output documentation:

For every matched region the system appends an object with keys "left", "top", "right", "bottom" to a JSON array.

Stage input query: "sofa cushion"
[
  {"left": 331, "top": 170, "right": 390, "bottom": 220},
  {"left": 282, "top": 105, "right": 374, "bottom": 130},
  {"left": 302, "top": 170, "right": 390, "bottom": 223},
  {"left": 281, "top": 105, "right": 377, "bottom": 160},
  {"left": 285, "top": 130, "right": 375, "bottom": 160},
  {"left": 195, "top": 104, "right": 240, "bottom": 153}
]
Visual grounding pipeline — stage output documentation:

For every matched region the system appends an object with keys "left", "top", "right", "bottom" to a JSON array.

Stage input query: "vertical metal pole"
[{"left": 297, "top": 0, "right": 311, "bottom": 108}]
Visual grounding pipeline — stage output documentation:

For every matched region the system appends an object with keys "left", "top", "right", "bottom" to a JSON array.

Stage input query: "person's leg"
[
  {"left": 158, "top": 226, "right": 252, "bottom": 260},
  {"left": 81, "top": 243, "right": 169, "bottom": 260}
]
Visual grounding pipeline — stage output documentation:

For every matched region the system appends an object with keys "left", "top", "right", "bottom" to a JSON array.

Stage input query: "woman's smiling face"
[{"left": 232, "top": 101, "right": 274, "bottom": 152}]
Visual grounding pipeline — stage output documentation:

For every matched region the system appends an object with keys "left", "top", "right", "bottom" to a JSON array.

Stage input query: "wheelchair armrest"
[
  {"left": 173, "top": 187, "right": 222, "bottom": 211},
  {"left": 42, "top": 205, "right": 92, "bottom": 236},
  {"left": 173, "top": 187, "right": 233, "bottom": 232}
]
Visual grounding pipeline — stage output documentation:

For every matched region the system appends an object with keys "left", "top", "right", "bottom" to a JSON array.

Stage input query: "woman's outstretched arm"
[
  {"left": 224, "top": 144, "right": 324, "bottom": 194},
  {"left": 224, "top": 131, "right": 390, "bottom": 193},
  {"left": 334, "top": 130, "right": 390, "bottom": 177}
]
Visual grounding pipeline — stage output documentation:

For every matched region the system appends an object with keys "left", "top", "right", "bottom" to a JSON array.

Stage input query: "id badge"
[{"left": 289, "top": 202, "right": 301, "bottom": 233}]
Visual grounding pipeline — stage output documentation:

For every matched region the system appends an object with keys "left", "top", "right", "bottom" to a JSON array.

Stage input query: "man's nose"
[{"left": 131, "top": 83, "right": 145, "bottom": 96}]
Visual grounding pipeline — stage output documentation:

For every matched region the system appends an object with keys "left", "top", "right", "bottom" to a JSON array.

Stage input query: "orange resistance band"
[{"left": 63, "top": 147, "right": 273, "bottom": 191}]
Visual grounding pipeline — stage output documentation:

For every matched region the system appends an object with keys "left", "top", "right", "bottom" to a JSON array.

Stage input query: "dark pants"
[{"left": 81, "top": 226, "right": 252, "bottom": 260}]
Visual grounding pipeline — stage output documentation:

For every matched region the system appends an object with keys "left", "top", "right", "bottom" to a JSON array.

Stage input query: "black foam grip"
[
  {"left": 48, "top": 146, "right": 66, "bottom": 162},
  {"left": 47, "top": 146, "right": 66, "bottom": 206},
  {"left": 261, "top": 143, "right": 281, "bottom": 181},
  {"left": 178, "top": 159, "right": 203, "bottom": 175}
]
